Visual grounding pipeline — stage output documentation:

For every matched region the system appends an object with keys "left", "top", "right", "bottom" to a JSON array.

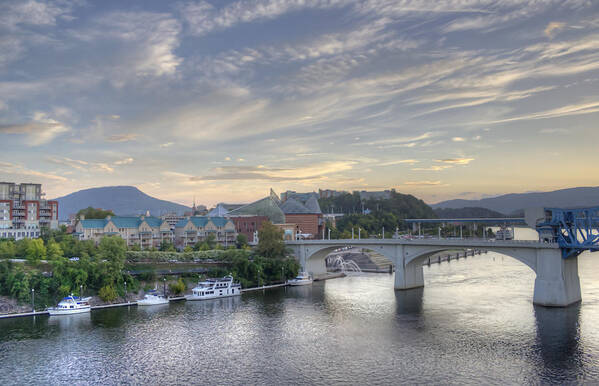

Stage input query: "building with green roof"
[{"left": 75, "top": 215, "right": 172, "bottom": 249}]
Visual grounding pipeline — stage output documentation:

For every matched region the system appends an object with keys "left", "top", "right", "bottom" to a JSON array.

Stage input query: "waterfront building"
[
  {"left": 229, "top": 215, "right": 269, "bottom": 243},
  {"left": 279, "top": 194, "right": 323, "bottom": 239},
  {"left": 0, "top": 182, "right": 59, "bottom": 240},
  {"left": 74, "top": 215, "right": 172, "bottom": 249},
  {"left": 174, "top": 216, "right": 236, "bottom": 248},
  {"left": 161, "top": 212, "right": 185, "bottom": 230}
]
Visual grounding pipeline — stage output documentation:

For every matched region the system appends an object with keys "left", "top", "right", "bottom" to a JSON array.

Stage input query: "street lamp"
[
  {"left": 281, "top": 266, "right": 285, "bottom": 283},
  {"left": 163, "top": 277, "right": 167, "bottom": 297},
  {"left": 124, "top": 281, "right": 127, "bottom": 301},
  {"left": 31, "top": 288, "right": 35, "bottom": 313}
]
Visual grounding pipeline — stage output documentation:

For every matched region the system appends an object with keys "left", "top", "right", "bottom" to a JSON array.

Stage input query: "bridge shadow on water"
[
  {"left": 394, "top": 287, "right": 424, "bottom": 314},
  {"left": 533, "top": 303, "right": 584, "bottom": 382}
]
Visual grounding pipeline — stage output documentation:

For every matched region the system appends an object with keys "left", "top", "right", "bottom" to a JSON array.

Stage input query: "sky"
[{"left": 1, "top": 0, "right": 599, "bottom": 207}]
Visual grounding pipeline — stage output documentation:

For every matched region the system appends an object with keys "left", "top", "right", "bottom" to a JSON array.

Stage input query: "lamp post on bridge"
[
  {"left": 438, "top": 227, "right": 441, "bottom": 239},
  {"left": 352, "top": 228, "right": 354, "bottom": 239},
  {"left": 382, "top": 227, "right": 384, "bottom": 239},
  {"left": 358, "top": 228, "right": 361, "bottom": 240},
  {"left": 328, "top": 228, "right": 331, "bottom": 240}
]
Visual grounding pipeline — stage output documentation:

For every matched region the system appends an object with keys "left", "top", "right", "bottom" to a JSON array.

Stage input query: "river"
[{"left": 1, "top": 240, "right": 598, "bottom": 384}]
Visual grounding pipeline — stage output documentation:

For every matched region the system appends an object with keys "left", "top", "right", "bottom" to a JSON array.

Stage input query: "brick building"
[{"left": 0, "top": 182, "right": 59, "bottom": 239}]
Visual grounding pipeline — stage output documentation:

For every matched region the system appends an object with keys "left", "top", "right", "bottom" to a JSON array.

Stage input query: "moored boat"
[
  {"left": 185, "top": 275, "right": 241, "bottom": 301},
  {"left": 137, "top": 290, "right": 169, "bottom": 306},
  {"left": 287, "top": 272, "right": 313, "bottom": 286},
  {"left": 47, "top": 295, "right": 92, "bottom": 315}
]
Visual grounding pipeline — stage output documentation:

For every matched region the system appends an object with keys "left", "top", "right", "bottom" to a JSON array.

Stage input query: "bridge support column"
[
  {"left": 394, "top": 246, "right": 424, "bottom": 290},
  {"left": 533, "top": 249, "right": 581, "bottom": 307}
]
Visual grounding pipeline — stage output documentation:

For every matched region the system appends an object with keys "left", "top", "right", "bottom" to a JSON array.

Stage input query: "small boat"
[
  {"left": 47, "top": 295, "right": 92, "bottom": 315},
  {"left": 287, "top": 272, "right": 313, "bottom": 286},
  {"left": 185, "top": 275, "right": 241, "bottom": 301},
  {"left": 137, "top": 290, "right": 169, "bottom": 306}
]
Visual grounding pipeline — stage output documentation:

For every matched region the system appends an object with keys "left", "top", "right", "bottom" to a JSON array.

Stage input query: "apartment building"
[
  {"left": 0, "top": 182, "right": 59, "bottom": 240},
  {"left": 174, "top": 216, "right": 236, "bottom": 249},
  {"left": 75, "top": 215, "right": 172, "bottom": 249}
]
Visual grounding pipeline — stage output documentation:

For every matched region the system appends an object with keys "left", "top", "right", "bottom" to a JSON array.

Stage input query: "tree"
[
  {"left": 99, "top": 285, "right": 117, "bottom": 302},
  {"left": 0, "top": 240, "right": 16, "bottom": 259},
  {"left": 159, "top": 240, "right": 176, "bottom": 252},
  {"left": 256, "top": 221, "right": 286, "bottom": 259},
  {"left": 205, "top": 234, "right": 216, "bottom": 249},
  {"left": 98, "top": 236, "right": 127, "bottom": 286},
  {"left": 26, "top": 239, "right": 46, "bottom": 263},
  {"left": 46, "top": 239, "right": 64, "bottom": 260},
  {"left": 76, "top": 207, "right": 115, "bottom": 220},
  {"left": 235, "top": 234, "right": 248, "bottom": 249},
  {"left": 168, "top": 278, "right": 186, "bottom": 295}
]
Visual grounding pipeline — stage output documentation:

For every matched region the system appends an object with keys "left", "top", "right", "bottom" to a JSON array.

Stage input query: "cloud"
[
  {"left": 0, "top": 161, "right": 68, "bottom": 182},
  {"left": 412, "top": 165, "right": 452, "bottom": 171},
  {"left": 404, "top": 180, "right": 442, "bottom": 186},
  {"left": 538, "top": 128, "right": 570, "bottom": 134},
  {"left": 452, "top": 137, "right": 465, "bottom": 142},
  {"left": 544, "top": 22, "right": 565, "bottom": 38},
  {"left": 480, "top": 101, "right": 599, "bottom": 125},
  {"left": 114, "top": 157, "right": 134, "bottom": 165},
  {"left": 0, "top": 112, "right": 69, "bottom": 146},
  {"left": 160, "top": 142, "right": 174, "bottom": 148},
  {"left": 435, "top": 158, "right": 474, "bottom": 165},
  {"left": 178, "top": 0, "right": 346, "bottom": 36},
  {"left": 378, "top": 159, "right": 419, "bottom": 166},
  {"left": 195, "top": 161, "right": 355, "bottom": 181},
  {"left": 106, "top": 133, "right": 138, "bottom": 142}
]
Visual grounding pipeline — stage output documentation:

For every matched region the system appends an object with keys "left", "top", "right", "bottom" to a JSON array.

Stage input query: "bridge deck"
[{"left": 286, "top": 238, "right": 558, "bottom": 249}]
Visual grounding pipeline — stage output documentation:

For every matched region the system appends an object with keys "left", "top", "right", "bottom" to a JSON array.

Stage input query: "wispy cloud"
[
  {"left": 435, "top": 158, "right": 475, "bottom": 165},
  {"left": 378, "top": 159, "right": 419, "bottom": 166},
  {"left": 0, "top": 112, "right": 69, "bottom": 146},
  {"left": 404, "top": 180, "right": 442, "bottom": 186}
]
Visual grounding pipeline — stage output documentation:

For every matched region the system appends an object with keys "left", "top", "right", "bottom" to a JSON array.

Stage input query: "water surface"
[{"left": 1, "top": 251, "right": 598, "bottom": 385}]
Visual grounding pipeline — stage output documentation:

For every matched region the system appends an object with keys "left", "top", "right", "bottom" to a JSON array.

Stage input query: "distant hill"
[
  {"left": 53, "top": 186, "right": 190, "bottom": 220},
  {"left": 432, "top": 186, "right": 599, "bottom": 215},
  {"left": 434, "top": 207, "right": 506, "bottom": 218}
]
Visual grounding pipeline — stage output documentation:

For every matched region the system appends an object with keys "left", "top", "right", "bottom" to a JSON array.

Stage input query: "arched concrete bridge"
[{"left": 285, "top": 239, "right": 581, "bottom": 307}]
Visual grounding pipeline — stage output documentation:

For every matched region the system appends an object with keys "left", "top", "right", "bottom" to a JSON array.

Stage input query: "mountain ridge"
[
  {"left": 431, "top": 186, "right": 599, "bottom": 215},
  {"left": 53, "top": 186, "right": 190, "bottom": 220}
]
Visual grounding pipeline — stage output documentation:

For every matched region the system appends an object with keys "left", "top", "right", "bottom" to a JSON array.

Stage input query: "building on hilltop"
[
  {"left": 75, "top": 215, "right": 172, "bottom": 249},
  {"left": 0, "top": 182, "right": 59, "bottom": 240},
  {"left": 279, "top": 195, "right": 323, "bottom": 239},
  {"left": 173, "top": 216, "right": 236, "bottom": 249}
]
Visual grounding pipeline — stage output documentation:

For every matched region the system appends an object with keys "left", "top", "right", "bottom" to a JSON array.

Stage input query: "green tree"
[
  {"left": 205, "top": 234, "right": 216, "bottom": 249},
  {"left": 99, "top": 285, "right": 118, "bottom": 302},
  {"left": 256, "top": 221, "right": 286, "bottom": 259},
  {"left": 235, "top": 234, "right": 248, "bottom": 249},
  {"left": 26, "top": 239, "right": 46, "bottom": 263},
  {"left": 46, "top": 239, "right": 64, "bottom": 260},
  {"left": 76, "top": 207, "right": 115, "bottom": 220},
  {"left": 168, "top": 278, "right": 186, "bottom": 295},
  {"left": 98, "top": 236, "right": 127, "bottom": 286},
  {"left": 0, "top": 240, "right": 16, "bottom": 259},
  {"left": 159, "top": 240, "right": 176, "bottom": 252}
]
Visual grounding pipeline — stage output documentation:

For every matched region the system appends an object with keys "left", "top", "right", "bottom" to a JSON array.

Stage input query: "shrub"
[
  {"left": 99, "top": 285, "right": 118, "bottom": 302},
  {"left": 168, "top": 278, "right": 186, "bottom": 295}
]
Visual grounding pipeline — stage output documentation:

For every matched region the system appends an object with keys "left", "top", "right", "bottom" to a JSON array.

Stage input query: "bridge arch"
[
  {"left": 404, "top": 246, "right": 538, "bottom": 273},
  {"left": 299, "top": 244, "right": 396, "bottom": 276}
]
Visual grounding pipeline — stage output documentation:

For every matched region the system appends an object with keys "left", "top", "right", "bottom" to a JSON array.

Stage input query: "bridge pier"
[
  {"left": 533, "top": 249, "right": 581, "bottom": 307},
  {"left": 394, "top": 246, "right": 424, "bottom": 290}
]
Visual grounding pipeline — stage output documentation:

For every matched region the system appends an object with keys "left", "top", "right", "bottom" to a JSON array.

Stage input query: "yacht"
[
  {"left": 185, "top": 275, "right": 242, "bottom": 301},
  {"left": 137, "top": 289, "right": 169, "bottom": 306},
  {"left": 47, "top": 295, "right": 92, "bottom": 315},
  {"left": 287, "top": 272, "right": 313, "bottom": 286}
]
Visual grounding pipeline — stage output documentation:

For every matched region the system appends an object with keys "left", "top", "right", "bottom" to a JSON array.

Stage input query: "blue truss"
[{"left": 537, "top": 207, "right": 599, "bottom": 258}]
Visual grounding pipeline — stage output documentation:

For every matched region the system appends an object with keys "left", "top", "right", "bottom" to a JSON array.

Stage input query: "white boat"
[
  {"left": 47, "top": 295, "right": 92, "bottom": 315},
  {"left": 185, "top": 275, "right": 241, "bottom": 301},
  {"left": 137, "top": 290, "right": 169, "bottom": 306},
  {"left": 287, "top": 272, "right": 313, "bottom": 286}
]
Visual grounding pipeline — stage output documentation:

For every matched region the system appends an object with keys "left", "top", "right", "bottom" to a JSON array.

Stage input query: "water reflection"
[
  {"left": 534, "top": 304, "right": 583, "bottom": 382},
  {"left": 47, "top": 312, "right": 92, "bottom": 330},
  {"left": 185, "top": 295, "right": 241, "bottom": 315},
  {"left": 394, "top": 287, "right": 424, "bottom": 314}
]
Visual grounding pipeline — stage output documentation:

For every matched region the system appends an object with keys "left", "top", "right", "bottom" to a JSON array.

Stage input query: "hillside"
[
  {"left": 53, "top": 186, "right": 190, "bottom": 220},
  {"left": 432, "top": 186, "right": 599, "bottom": 215},
  {"left": 434, "top": 207, "right": 505, "bottom": 218}
]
